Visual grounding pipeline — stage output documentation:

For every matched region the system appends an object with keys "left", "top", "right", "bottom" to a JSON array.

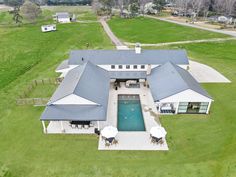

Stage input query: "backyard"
[{"left": 0, "top": 7, "right": 236, "bottom": 177}]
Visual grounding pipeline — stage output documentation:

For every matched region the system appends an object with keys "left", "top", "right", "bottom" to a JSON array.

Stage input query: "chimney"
[
  {"left": 135, "top": 43, "right": 141, "bottom": 54},
  {"left": 147, "top": 64, "right": 151, "bottom": 75}
]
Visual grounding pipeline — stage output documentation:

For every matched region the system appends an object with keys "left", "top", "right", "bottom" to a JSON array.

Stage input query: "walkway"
[
  {"left": 124, "top": 37, "right": 236, "bottom": 47},
  {"left": 99, "top": 16, "right": 129, "bottom": 50},
  {"left": 146, "top": 15, "right": 236, "bottom": 37}
]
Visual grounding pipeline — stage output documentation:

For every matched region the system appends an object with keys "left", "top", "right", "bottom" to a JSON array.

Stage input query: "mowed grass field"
[
  {"left": 108, "top": 17, "right": 229, "bottom": 43},
  {"left": 1, "top": 7, "right": 236, "bottom": 177}
]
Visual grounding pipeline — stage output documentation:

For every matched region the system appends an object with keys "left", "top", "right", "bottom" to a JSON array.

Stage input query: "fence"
[
  {"left": 16, "top": 77, "right": 63, "bottom": 106},
  {"left": 16, "top": 98, "right": 50, "bottom": 106},
  {"left": 18, "top": 78, "right": 63, "bottom": 99}
]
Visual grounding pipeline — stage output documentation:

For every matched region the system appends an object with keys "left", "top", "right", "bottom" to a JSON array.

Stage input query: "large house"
[{"left": 40, "top": 47, "right": 213, "bottom": 134}]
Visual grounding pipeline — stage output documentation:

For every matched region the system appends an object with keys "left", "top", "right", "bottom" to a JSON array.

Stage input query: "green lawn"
[
  {"left": 27, "top": 84, "right": 57, "bottom": 98},
  {"left": 108, "top": 17, "right": 229, "bottom": 43},
  {"left": 1, "top": 8, "right": 236, "bottom": 177}
]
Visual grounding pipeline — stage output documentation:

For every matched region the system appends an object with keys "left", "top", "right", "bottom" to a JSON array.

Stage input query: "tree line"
[{"left": 92, "top": 0, "right": 236, "bottom": 17}]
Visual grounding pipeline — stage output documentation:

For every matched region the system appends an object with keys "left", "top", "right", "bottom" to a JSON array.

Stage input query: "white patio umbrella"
[
  {"left": 101, "top": 126, "right": 118, "bottom": 138},
  {"left": 150, "top": 126, "right": 167, "bottom": 138}
]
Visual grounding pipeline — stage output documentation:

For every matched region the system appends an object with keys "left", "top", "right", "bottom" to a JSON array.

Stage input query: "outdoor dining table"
[{"left": 70, "top": 121, "right": 90, "bottom": 125}]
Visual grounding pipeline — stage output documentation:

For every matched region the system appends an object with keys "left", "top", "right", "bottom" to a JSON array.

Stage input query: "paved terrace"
[{"left": 98, "top": 82, "right": 169, "bottom": 151}]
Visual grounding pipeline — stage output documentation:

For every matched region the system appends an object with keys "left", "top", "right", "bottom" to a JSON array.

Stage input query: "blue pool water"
[{"left": 118, "top": 95, "right": 145, "bottom": 131}]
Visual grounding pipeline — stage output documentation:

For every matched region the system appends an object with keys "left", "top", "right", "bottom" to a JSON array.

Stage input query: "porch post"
[
  {"left": 42, "top": 121, "right": 47, "bottom": 134},
  {"left": 175, "top": 102, "right": 179, "bottom": 114},
  {"left": 97, "top": 121, "right": 100, "bottom": 130},
  {"left": 60, "top": 121, "right": 65, "bottom": 133},
  {"left": 206, "top": 101, "right": 212, "bottom": 114}
]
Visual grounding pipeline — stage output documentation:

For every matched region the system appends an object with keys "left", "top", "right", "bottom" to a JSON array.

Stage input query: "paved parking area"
[{"left": 189, "top": 60, "right": 231, "bottom": 83}]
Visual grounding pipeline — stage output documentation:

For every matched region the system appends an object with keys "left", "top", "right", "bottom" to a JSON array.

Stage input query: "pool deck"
[{"left": 98, "top": 82, "right": 169, "bottom": 151}]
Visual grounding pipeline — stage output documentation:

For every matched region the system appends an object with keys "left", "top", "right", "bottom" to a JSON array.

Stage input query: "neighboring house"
[
  {"left": 40, "top": 47, "right": 214, "bottom": 133},
  {"left": 41, "top": 24, "right": 56, "bottom": 32},
  {"left": 54, "top": 12, "right": 70, "bottom": 23},
  {"left": 218, "top": 16, "right": 233, "bottom": 24}
]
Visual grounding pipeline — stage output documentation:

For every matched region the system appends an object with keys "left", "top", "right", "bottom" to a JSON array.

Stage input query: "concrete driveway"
[{"left": 189, "top": 60, "right": 231, "bottom": 83}]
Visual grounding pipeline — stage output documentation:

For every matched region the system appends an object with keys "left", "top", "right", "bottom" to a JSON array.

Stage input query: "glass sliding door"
[
  {"left": 178, "top": 102, "right": 188, "bottom": 113},
  {"left": 178, "top": 102, "right": 209, "bottom": 114}
]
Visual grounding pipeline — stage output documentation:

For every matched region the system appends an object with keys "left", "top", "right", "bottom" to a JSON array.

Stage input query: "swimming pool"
[{"left": 118, "top": 95, "right": 145, "bottom": 131}]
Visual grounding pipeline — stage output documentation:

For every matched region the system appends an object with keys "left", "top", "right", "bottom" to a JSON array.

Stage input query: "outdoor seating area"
[
  {"left": 69, "top": 121, "right": 94, "bottom": 129},
  {"left": 101, "top": 126, "right": 119, "bottom": 147},
  {"left": 46, "top": 121, "right": 96, "bottom": 134}
]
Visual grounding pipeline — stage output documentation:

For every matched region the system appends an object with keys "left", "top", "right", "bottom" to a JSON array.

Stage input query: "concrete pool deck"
[{"left": 98, "top": 82, "right": 169, "bottom": 151}]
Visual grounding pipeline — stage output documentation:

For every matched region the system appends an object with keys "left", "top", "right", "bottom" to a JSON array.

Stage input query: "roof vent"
[{"left": 135, "top": 43, "right": 141, "bottom": 54}]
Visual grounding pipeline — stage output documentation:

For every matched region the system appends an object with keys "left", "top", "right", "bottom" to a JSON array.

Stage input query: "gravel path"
[
  {"left": 99, "top": 17, "right": 129, "bottom": 50},
  {"left": 124, "top": 37, "right": 236, "bottom": 47}
]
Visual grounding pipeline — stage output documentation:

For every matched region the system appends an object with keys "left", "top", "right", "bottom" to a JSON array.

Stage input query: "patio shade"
[
  {"left": 150, "top": 126, "right": 167, "bottom": 138},
  {"left": 101, "top": 126, "right": 118, "bottom": 138}
]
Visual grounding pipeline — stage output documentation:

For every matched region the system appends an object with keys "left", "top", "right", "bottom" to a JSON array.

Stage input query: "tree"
[
  {"left": 12, "top": 5, "right": 23, "bottom": 25},
  {"left": 153, "top": 0, "right": 166, "bottom": 12},
  {"left": 20, "top": 0, "right": 42, "bottom": 22},
  {"left": 129, "top": 0, "right": 140, "bottom": 16}
]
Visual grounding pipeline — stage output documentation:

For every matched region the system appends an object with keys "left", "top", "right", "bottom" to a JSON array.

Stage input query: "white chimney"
[
  {"left": 135, "top": 43, "right": 141, "bottom": 54},
  {"left": 147, "top": 64, "right": 151, "bottom": 75}
]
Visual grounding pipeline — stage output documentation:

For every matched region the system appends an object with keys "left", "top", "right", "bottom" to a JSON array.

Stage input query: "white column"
[
  {"left": 206, "top": 101, "right": 212, "bottom": 114},
  {"left": 60, "top": 121, "right": 65, "bottom": 133},
  {"left": 42, "top": 121, "right": 47, "bottom": 134},
  {"left": 175, "top": 102, "right": 180, "bottom": 114},
  {"left": 97, "top": 121, "right": 100, "bottom": 130}
]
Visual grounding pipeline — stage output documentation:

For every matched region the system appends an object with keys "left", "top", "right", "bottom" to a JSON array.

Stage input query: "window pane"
[
  {"left": 119, "top": 65, "right": 123, "bottom": 69},
  {"left": 111, "top": 65, "right": 115, "bottom": 69},
  {"left": 133, "top": 65, "right": 137, "bottom": 69},
  {"left": 126, "top": 65, "right": 130, "bottom": 69},
  {"left": 141, "top": 65, "right": 145, "bottom": 69}
]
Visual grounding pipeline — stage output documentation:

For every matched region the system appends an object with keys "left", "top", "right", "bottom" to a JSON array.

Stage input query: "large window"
[
  {"left": 118, "top": 65, "right": 123, "bottom": 69},
  {"left": 178, "top": 102, "right": 209, "bottom": 114},
  {"left": 178, "top": 102, "right": 188, "bottom": 113},
  {"left": 141, "top": 65, "right": 145, "bottom": 69},
  {"left": 133, "top": 65, "right": 138, "bottom": 69},
  {"left": 199, "top": 102, "right": 209, "bottom": 113},
  {"left": 126, "top": 65, "right": 130, "bottom": 69},
  {"left": 111, "top": 65, "right": 115, "bottom": 69}
]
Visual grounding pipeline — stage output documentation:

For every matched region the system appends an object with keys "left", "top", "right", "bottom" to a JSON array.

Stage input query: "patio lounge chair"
[
  {"left": 71, "top": 124, "right": 77, "bottom": 129},
  {"left": 105, "top": 141, "right": 110, "bottom": 148},
  {"left": 77, "top": 124, "right": 83, "bottom": 129},
  {"left": 84, "top": 125, "right": 89, "bottom": 129},
  {"left": 112, "top": 139, "right": 118, "bottom": 145}
]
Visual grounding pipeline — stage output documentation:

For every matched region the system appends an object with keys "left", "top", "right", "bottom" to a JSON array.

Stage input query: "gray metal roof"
[
  {"left": 41, "top": 61, "right": 110, "bottom": 121},
  {"left": 147, "top": 62, "right": 212, "bottom": 101},
  {"left": 56, "top": 60, "right": 69, "bottom": 71},
  {"left": 68, "top": 50, "right": 189, "bottom": 65},
  {"left": 49, "top": 61, "right": 110, "bottom": 105},
  {"left": 40, "top": 105, "right": 106, "bottom": 121},
  {"left": 56, "top": 12, "right": 70, "bottom": 18}
]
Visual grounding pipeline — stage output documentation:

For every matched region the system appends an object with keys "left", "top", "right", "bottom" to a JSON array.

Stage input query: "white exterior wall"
[
  {"left": 53, "top": 94, "right": 99, "bottom": 105},
  {"left": 58, "top": 18, "right": 70, "bottom": 23},
  {"left": 157, "top": 89, "right": 213, "bottom": 114},
  {"left": 98, "top": 64, "right": 159, "bottom": 71},
  {"left": 160, "top": 89, "right": 212, "bottom": 103},
  {"left": 41, "top": 25, "right": 56, "bottom": 32}
]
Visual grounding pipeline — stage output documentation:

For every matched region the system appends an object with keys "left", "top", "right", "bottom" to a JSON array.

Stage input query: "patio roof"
[
  {"left": 147, "top": 62, "right": 212, "bottom": 101},
  {"left": 41, "top": 105, "right": 106, "bottom": 121}
]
